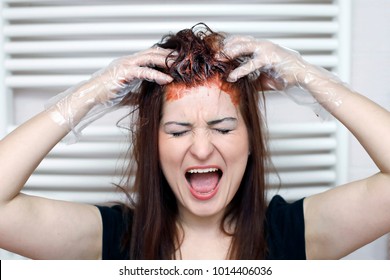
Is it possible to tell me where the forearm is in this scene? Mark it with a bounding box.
[303,67,390,174]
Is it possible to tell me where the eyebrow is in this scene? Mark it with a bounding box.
[163,121,192,128]
[163,117,237,127]
[207,117,237,126]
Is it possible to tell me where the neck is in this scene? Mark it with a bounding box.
[177,204,225,232]
[175,206,235,260]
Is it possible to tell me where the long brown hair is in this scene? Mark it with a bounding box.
[120,23,269,259]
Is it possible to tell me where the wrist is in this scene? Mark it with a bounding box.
[299,65,349,112]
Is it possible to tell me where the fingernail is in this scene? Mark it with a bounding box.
[157,76,173,85]
[227,76,236,83]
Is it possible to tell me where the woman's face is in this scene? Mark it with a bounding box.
[158,81,250,220]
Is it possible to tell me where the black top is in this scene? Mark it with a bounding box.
[96,195,306,260]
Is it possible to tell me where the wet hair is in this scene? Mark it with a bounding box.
[120,23,269,259]
[162,25,234,84]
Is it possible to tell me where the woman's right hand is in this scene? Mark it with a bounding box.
[91,47,174,103]
[46,47,173,141]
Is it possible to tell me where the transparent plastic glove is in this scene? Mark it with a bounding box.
[222,36,346,117]
[45,47,173,143]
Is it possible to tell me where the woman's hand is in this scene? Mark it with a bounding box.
[46,47,173,142]
[222,35,345,113]
[92,47,173,102]
[222,35,316,91]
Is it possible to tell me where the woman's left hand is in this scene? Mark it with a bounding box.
[222,35,314,91]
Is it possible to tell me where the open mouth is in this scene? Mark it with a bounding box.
[185,167,223,200]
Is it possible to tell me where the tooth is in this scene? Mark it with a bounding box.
[188,168,218,174]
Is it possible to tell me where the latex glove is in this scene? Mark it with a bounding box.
[46,47,173,142]
[222,36,345,114]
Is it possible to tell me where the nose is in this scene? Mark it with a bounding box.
[189,129,214,161]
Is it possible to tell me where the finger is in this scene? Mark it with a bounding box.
[223,36,258,59]
[227,67,249,82]
[123,47,173,67]
[227,57,266,82]
[135,67,173,85]
[129,52,170,68]
[137,47,172,57]
[223,42,259,60]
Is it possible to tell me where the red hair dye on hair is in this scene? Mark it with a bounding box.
[155,23,242,106]
[164,74,240,106]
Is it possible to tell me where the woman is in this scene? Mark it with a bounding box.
[0,24,389,260]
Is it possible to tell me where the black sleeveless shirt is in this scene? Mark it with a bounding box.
[96,195,306,260]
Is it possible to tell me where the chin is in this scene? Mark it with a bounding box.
[185,197,227,218]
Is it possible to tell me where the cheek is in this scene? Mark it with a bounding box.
[220,131,249,156]
[219,131,250,174]
[158,132,175,167]
[158,132,187,179]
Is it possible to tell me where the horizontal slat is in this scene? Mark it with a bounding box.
[79,126,129,139]
[3,38,339,55]
[269,138,337,153]
[4,21,339,37]
[5,58,113,71]
[4,55,337,72]
[48,142,127,157]
[25,174,122,189]
[2,4,338,19]
[271,154,336,169]
[268,170,336,186]
[306,56,337,68]
[35,158,126,175]
[268,122,337,136]
[22,189,125,204]
[5,75,89,87]
[4,39,157,54]
[8,124,129,140]
[266,186,331,202]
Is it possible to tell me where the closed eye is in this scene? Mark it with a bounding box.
[163,121,192,137]
[214,128,232,135]
[170,130,190,137]
[208,117,237,135]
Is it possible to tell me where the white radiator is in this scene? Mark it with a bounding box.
[0,0,351,259]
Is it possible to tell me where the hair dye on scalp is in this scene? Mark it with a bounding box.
[164,74,240,106]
